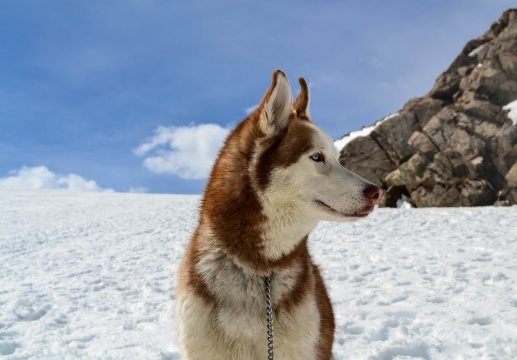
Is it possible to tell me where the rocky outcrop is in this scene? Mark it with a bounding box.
[338,9,517,207]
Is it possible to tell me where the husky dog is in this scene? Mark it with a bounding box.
[176,70,382,360]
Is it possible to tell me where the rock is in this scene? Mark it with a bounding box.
[371,112,419,164]
[383,185,410,208]
[429,72,462,101]
[338,9,517,207]
[506,163,517,188]
[404,97,446,127]
[490,122,517,176]
[459,91,502,124]
[420,108,456,151]
[474,67,517,106]
[385,169,403,187]
[494,189,512,207]
[408,131,439,159]
[412,184,462,208]
[399,153,428,189]
[339,136,394,187]
[508,189,517,204]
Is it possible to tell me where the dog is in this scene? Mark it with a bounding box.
[176,70,382,360]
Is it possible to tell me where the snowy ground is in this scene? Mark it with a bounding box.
[1,190,517,359]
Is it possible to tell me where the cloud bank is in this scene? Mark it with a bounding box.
[0,166,112,192]
[134,124,230,180]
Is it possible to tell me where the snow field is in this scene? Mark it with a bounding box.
[319,209,517,359]
[1,191,194,359]
[1,190,516,359]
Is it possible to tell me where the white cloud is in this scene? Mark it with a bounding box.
[134,124,230,180]
[0,166,113,192]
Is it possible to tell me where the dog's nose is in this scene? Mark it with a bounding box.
[363,185,383,205]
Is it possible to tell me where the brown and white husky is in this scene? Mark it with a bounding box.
[176,70,382,360]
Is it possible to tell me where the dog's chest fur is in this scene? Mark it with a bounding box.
[201,244,313,329]
[176,229,322,360]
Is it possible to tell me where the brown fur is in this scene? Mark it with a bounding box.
[293,77,311,119]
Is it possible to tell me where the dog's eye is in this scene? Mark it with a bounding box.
[310,153,324,162]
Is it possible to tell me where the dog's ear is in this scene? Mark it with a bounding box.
[293,77,310,120]
[259,69,293,137]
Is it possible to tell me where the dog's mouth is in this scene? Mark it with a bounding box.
[314,200,373,218]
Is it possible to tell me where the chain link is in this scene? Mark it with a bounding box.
[264,275,274,360]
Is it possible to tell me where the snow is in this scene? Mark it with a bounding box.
[334,113,398,152]
[468,44,486,58]
[503,99,517,125]
[1,189,517,359]
[396,194,413,209]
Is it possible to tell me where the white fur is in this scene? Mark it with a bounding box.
[257,123,374,259]
[176,223,321,360]
[176,288,320,360]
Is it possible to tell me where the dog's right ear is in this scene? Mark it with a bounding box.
[259,69,293,137]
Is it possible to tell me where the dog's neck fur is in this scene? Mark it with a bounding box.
[200,114,315,276]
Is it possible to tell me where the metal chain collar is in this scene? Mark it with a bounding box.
[264,274,274,360]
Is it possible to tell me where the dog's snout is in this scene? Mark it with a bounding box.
[363,185,383,205]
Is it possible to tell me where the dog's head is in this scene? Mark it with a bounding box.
[251,69,382,223]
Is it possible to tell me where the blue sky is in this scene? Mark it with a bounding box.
[0,1,512,194]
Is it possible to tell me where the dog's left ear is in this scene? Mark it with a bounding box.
[259,69,293,137]
[293,77,310,120]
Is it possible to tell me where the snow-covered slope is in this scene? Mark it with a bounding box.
[334,113,398,152]
[1,190,517,359]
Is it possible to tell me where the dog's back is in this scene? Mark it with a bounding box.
[176,70,382,360]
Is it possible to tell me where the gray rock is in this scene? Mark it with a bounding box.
[338,9,517,207]
[339,136,394,187]
[371,112,419,164]
[399,153,428,189]
[506,163,517,188]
